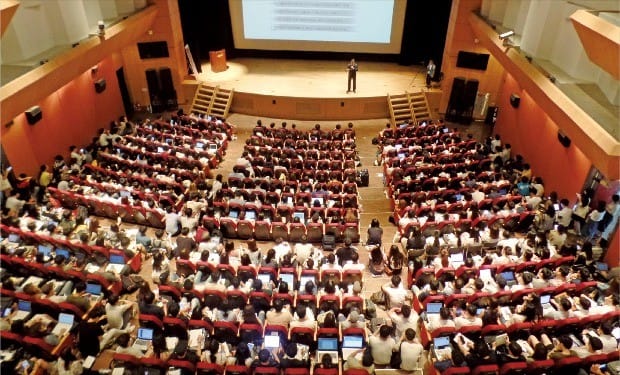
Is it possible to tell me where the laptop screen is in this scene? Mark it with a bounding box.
[426,302,443,314]
[86,283,102,295]
[209,143,218,151]
[279,273,295,288]
[264,334,280,348]
[596,262,609,271]
[195,142,204,149]
[55,248,70,259]
[18,300,31,312]
[137,328,154,340]
[455,194,464,201]
[450,253,464,263]
[229,210,239,219]
[110,254,125,264]
[38,245,52,257]
[58,313,74,325]
[342,335,364,348]
[299,275,315,288]
[257,274,271,285]
[157,147,165,153]
[540,295,551,304]
[479,268,492,280]
[311,197,324,206]
[500,271,515,281]
[318,338,338,351]
[434,336,450,349]
[8,234,20,243]
[293,212,305,223]
[245,210,256,221]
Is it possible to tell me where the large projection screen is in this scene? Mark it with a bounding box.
[229,0,407,54]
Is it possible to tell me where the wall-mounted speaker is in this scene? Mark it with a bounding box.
[510,94,520,108]
[558,131,571,148]
[94,78,106,93]
[25,106,42,125]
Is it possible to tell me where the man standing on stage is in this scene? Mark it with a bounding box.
[347,58,358,93]
[426,59,436,88]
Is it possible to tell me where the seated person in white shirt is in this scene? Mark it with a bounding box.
[426,306,456,332]
[572,335,604,358]
[454,304,483,329]
[115,333,152,358]
[590,321,619,353]
[543,296,571,320]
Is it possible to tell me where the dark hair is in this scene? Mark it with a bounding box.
[258,349,271,362]
[532,343,548,360]
[116,333,131,348]
[379,325,392,338]
[405,328,416,341]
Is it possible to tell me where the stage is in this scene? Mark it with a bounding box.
[183,58,441,121]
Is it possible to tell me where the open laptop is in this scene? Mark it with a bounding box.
[316,337,338,364]
[432,336,452,361]
[208,143,218,152]
[299,275,316,290]
[86,283,103,301]
[7,233,20,244]
[279,273,295,289]
[13,300,32,320]
[195,142,204,149]
[479,268,493,281]
[55,248,70,260]
[500,271,517,287]
[257,274,272,285]
[105,254,126,274]
[293,211,305,223]
[449,253,464,268]
[229,210,239,219]
[245,210,256,221]
[596,262,609,271]
[132,327,154,352]
[52,313,75,336]
[38,244,52,262]
[426,302,443,315]
[341,335,364,359]
[540,294,553,309]
[264,334,280,349]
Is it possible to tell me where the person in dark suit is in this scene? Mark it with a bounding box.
[347,59,358,93]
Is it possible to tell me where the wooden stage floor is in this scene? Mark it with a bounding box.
[197,58,429,98]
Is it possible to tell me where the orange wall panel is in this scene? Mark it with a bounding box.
[1,56,124,176]
[494,73,592,200]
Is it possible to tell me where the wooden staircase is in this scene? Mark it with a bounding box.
[387,91,433,126]
[190,83,234,119]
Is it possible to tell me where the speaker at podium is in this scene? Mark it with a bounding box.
[209,49,228,73]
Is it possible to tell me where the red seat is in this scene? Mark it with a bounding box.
[441,367,471,375]
[498,362,527,375]
[168,359,196,373]
[526,359,554,375]
[471,364,499,375]
[225,365,250,375]
[197,362,224,375]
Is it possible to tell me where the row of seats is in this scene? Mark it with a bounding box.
[47,187,166,229]
[94,155,202,186]
[156,116,234,138]
[125,135,223,164]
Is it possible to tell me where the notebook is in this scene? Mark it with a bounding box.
[105,254,126,273]
[316,337,338,364]
[264,334,280,349]
[51,313,74,336]
[13,300,31,321]
[341,335,364,359]
[132,328,154,352]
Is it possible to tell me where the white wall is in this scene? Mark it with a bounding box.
[1,1,55,63]
[57,0,90,44]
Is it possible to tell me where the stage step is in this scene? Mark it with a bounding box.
[190,83,234,119]
[410,92,432,123]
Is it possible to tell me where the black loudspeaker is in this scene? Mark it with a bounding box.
[159,68,178,110]
[510,94,520,108]
[94,78,106,93]
[25,106,42,125]
[145,69,164,113]
[445,77,466,122]
[558,132,571,148]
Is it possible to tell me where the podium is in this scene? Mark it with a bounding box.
[209,49,227,73]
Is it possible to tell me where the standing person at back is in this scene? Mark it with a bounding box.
[426,59,436,87]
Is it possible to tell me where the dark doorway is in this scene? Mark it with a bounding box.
[116,67,134,117]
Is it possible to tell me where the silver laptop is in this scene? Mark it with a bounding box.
[13,300,32,321]
[257,274,272,285]
[299,275,316,290]
[540,294,553,309]
[316,337,338,364]
[52,313,74,336]
[432,336,452,361]
[86,282,103,302]
[479,268,493,281]
[449,253,464,268]
[341,335,364,359]
[264,334,280,349]
[105,254,126,274]
[132,327,154,352]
